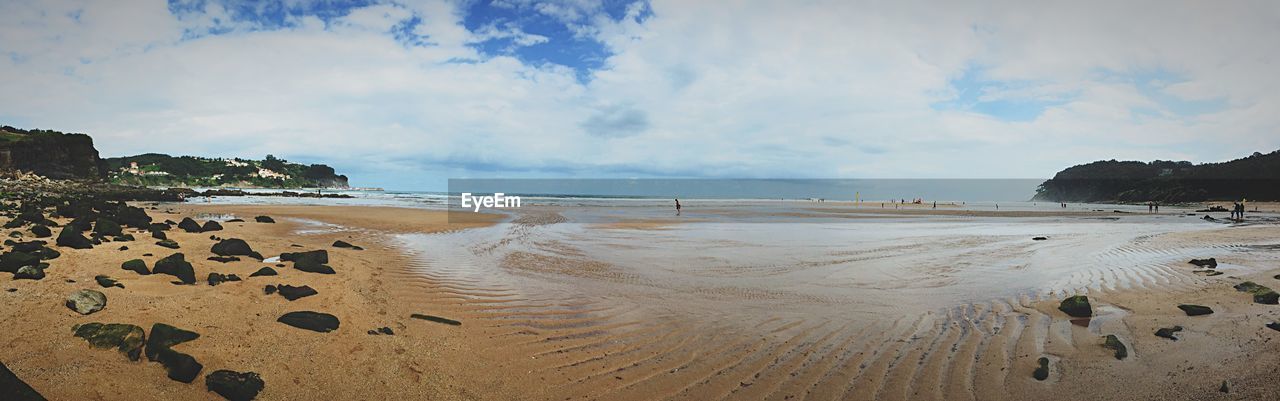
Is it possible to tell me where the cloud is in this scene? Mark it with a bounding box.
[1,0,1278,189]
[580,104,649,138]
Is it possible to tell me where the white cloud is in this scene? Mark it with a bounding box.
[1,0,1278,189]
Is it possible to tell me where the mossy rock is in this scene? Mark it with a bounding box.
[72,323,145,361]
[156,239,180,249]
[29,225,51,238]
[1058,295,1092,318]
[1102,335,1127,360]
[1178,304,1213,316]
[1033,357,1049,381]
[92,218,123,237]
[1234,281,1279,305]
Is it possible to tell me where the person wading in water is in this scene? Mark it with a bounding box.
[675,199,682,216]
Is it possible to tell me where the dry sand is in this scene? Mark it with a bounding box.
[3,204,1279,400]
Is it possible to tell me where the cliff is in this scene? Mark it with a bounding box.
[0,126,106,180]
[1034,150,1280,202]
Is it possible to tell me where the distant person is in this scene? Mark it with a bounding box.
[1148,203,1153,213]
[1154,203,1159,213]
[932,201,936,209]
[675,198,682,216]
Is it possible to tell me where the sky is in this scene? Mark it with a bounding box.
[1,0,1278,190]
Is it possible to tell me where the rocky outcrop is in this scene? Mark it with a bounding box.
[211,239,263,260]
[145,323,203,383]
[0,126,105,180]
[0,361,46,401]
[72,323,146,361]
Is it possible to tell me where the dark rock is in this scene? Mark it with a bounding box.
[118,246,128,251]
[151,229,167,240]
[1031,236,1048,241]
[254,215,275,223]
[1178,304,1214,316]
[1033,357,1049,381]
[1102,334,1127,360]
[93,218,122,237]
[1154,326,1183,341]
[0,361,46,401]
[276,285,317,301]
[149,223,171,232]
[411,313,462,326]
[211,238,263,260]
[277,311,340,332]
[332,240,359,248]
[264,285,277,295]
[177,217,202,232]
[30,225,51,238]
[1058,295,1092,318]
[208,256,241,263]
[201,221,223,232]
[72,322,146,361]
[1267,322,1280,332]
[225,218,245,223]
[1220,380,1229,393]
[205,370,264,401]
[56,226,93,249]
[66,289,107,315]
[283,250,333,274]
[156,239,180,249]
[94,275,124,288]
[249,267,277,277]
[153,253,196,284]
[14,265,45,280]
[1193,269,1222,276]
[1188,258,1217,268]
[209,235,218,241]
[378,327,393,335]
[144,323,202,383]
[0,251,39,273]
[207,273,241,286]
[122,259,150,275]
[1233,281,1279,305]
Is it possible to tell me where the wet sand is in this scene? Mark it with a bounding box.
[3,203,1279,400]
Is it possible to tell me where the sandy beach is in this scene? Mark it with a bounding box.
[3,202,1279,400]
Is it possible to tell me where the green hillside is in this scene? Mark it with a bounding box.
[104,153,349,188]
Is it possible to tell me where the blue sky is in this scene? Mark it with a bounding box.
[1,0,1277,190]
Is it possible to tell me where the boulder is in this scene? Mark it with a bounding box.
[264,285,277,295]
[1033,357,1049,381]
[1058,295,1092,318]
[14,265,45,280]
[277,311,340,333]
[1154,326,1183,341]
[1102,334,1127,360]
[211,239,264,260]
[283,250,333,274]
[248,267,277,277]
[410,313,462,326]
[1178,304,1214,316]
[72,322,146,361]
[207,273,241,286]
[148,223,171,232]
[121,259,150,275]
[29,225,51,238]
[206,370,265,401]
[254,215,275,223]
[1233,281,1279,305]
[177,217,202,233]
[0,361,46,401]
[153,253,196,284]
[332,240,359,249]
[151,229,167,240]
[1267,322,1280,332]
[94,275,124,288]
[56,227,93,249]
[93,218,123,237]
[1188,258,1217,268]
[156,239,180,249]
[1031,236,1048,241]
[66,289,107,315]
[208,256,240,263]
[201,221,223,232]
[276,285,317,301]
[145,323,203,383]
[0,251,39,273]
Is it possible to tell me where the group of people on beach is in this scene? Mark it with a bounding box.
[1147,202,1160,213]
[1231,201,1246,220]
